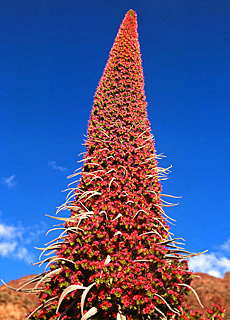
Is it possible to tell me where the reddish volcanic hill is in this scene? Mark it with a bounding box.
[0,272,229,320]
[184,272,230,319]
[0,275,38,320]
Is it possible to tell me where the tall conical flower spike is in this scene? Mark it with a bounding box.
[4,9,221,320]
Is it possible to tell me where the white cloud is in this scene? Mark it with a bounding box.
[0,241,34,263]
[0,224,17,239]
[48,161,68,172]
[0,241,17,257]
[189,252,230,278]
[0,220,46,264]
[15,247,34,264]
[208,269,222,278]
[2,175,17,189]
[220,238,230,252]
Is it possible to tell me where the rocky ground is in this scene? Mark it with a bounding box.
[0,272,229,320]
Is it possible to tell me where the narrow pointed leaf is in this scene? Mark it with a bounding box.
[56,284,87,313]
[81,307,98,320]
[81,282,96,316]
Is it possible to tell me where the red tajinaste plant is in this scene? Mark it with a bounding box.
[4,9,225,320]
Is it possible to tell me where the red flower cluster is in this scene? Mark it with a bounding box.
[179,304,225,320]
[23,9,225,320]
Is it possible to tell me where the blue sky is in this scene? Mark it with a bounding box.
[0,0,230,283]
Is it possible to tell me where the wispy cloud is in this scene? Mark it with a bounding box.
[220,238,230,252]
[189,239,230,278]
[0,223,21,239]
[0,241,17,257]
[48,161,68,172]
[0,241,33,263]
[0,219,47,264]
[15,247,34,264]
[189,253,230,278]
[2,175,17,189]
